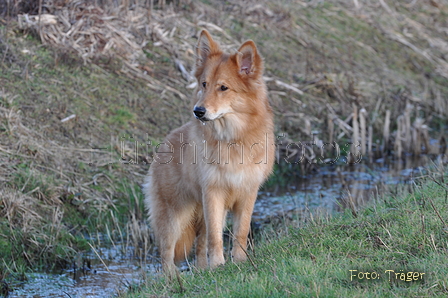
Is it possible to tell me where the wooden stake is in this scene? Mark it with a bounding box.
[359,108,367,156]
[412,118,425,155]
[404,103,413,152]
[383,109,390,152]
[328,115,334,145]
[394,115,403,159]
[351,103,359,162]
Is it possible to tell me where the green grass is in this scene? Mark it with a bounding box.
[126,172,448,297]
[107,106,136,127]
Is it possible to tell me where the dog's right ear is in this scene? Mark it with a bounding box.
[196,30,221,68]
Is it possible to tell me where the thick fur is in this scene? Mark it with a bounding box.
[143,30,275,274]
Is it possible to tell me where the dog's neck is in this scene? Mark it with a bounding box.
[199,107,273,145]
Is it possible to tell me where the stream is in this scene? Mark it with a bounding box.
[7,154,446,298]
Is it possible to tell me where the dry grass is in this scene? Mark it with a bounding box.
[0,188,42,229]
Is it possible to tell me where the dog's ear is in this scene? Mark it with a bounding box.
[196,30,221,68]
[236,40,262,78]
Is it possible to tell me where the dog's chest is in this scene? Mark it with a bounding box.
[202,161,266,190]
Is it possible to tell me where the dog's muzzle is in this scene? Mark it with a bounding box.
[193,106,207,121]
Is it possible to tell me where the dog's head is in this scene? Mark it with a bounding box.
[192,30,264,122]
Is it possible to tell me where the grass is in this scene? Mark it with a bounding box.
[124,169,448,297]
[0,27,156,276]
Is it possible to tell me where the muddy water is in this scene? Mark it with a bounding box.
[9,247,155,298]
[8,155,446,298]
[253,155,440,224]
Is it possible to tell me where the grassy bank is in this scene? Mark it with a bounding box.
[125,168,448,297]
[0,25,154,276]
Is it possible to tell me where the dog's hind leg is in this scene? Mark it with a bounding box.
[174,223,195,264]
[158,234,177,276]
[153,202,196,276]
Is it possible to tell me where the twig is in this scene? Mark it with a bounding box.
[403,0,418,8]
[0,146,34,159]
[275,80,304,95]
[175,59,194,82]
[196,21,234,41]
[374,236,392,251]
[228,230,257,270]
[427,174,448,191]
[430,234,437,251]
[61,114,76,123]
[427,197,447,228]
[88,242,111,274]
[175,270,186,292]
[378,0,393,14]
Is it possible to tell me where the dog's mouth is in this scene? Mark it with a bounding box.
[198,113,224,122]
[194,114,211,122]
[196,117,209,124]
[193,106,225,122]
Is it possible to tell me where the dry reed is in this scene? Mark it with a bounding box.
[359,108,367,156]
[351,103,359,161]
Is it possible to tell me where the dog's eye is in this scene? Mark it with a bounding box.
[202,82,207,88]
[220,85,228,91]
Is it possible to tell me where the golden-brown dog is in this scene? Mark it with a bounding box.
[143,30,274,274]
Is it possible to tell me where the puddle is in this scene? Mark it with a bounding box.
[8,247,155,298]
[6,154,446,297]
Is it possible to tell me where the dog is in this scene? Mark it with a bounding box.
[143,29,275,274]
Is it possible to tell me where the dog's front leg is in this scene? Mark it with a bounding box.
[203,188,226,268]
[231,189,257,263]
[195,217,208,269]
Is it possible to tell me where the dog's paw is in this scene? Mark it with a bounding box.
[209,254,225,269]
[231,248,247,263]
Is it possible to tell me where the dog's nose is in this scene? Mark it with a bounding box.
[193,106,206,119]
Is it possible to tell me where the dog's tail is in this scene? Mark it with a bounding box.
[174,224,196,263]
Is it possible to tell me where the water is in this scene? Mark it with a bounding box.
[6,154,446,298]
[8,247,154,298]
[10,270,131,298]
[254,155,439,223]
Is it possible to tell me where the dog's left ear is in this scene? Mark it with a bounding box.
[236,40,262,78]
